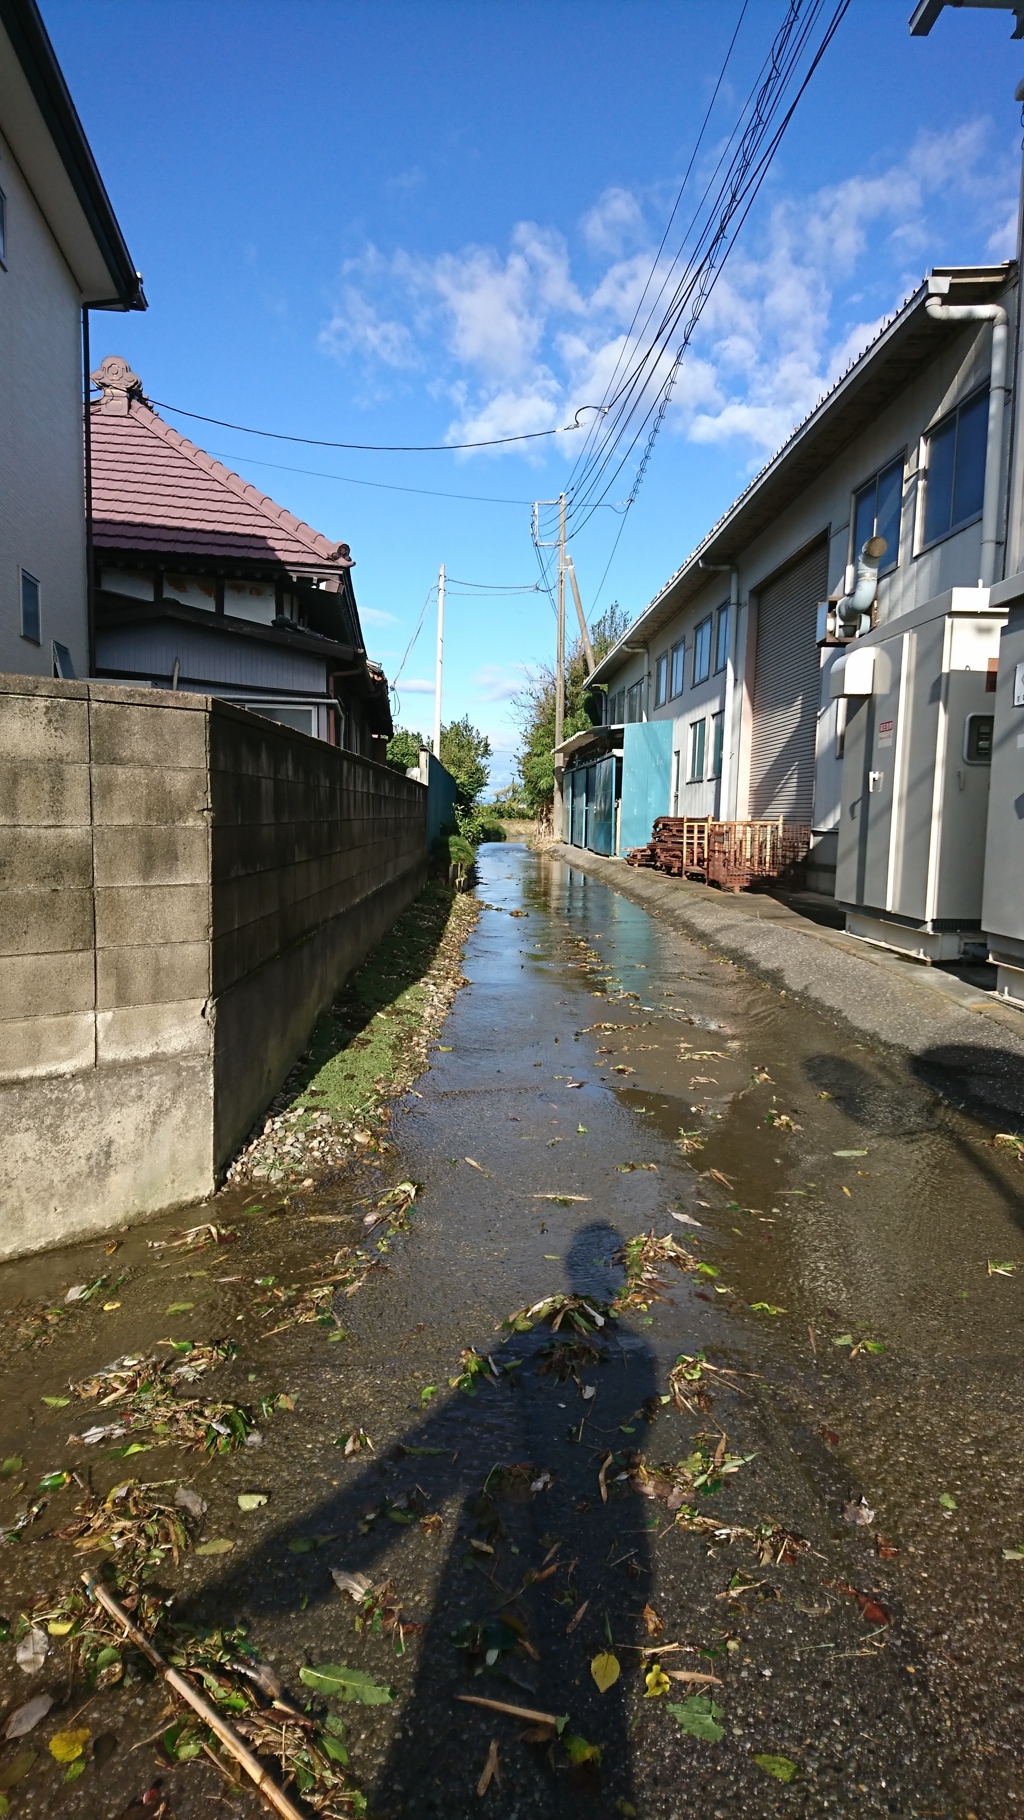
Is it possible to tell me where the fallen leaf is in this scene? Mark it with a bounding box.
[566,1601,589,1634]
[237,1492,268,1511]
[476,1739,499,1796]
[41,1396,70,1409]
[49,1729,91,1764]
[0,1750,36,1790]
[331,1569,372,1601]
[4,1694,52,1740]
[299,1664,393,1704]
[563,1733,602,1766]
[754,1753,798,1782]
[464,1158,484,1171]
[195,1538,235,1556]
[939,1492,957,1511]
[15,1627,47,1674]
[670,1210,702,1227]
[875,1535,899,1560]
[165,1303,193,1315]
[644,1664,671,1698]
[667,1696,724,1741]
[590,1651,620,1693]
[175,1486,207,1519]
[641,1602,663,1638]
[1,1457,23,1476]
[855,1593,890,1625]
[842,1497,875,1527]
[833,1150,868,1158]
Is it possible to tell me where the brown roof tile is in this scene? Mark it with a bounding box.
[89,387,349,569]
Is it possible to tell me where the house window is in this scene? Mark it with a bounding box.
[654,652,668,708]
[0,188,7,266]
[670,638,686,698]
[709,709,724,778]
[692,616,712,686]
[609,687,625,725]
[853,455,904,575]
[922,389,988,548]
[688,717,706,781]
[714,604,730,673]
[625,679,644,723]
[19,570,40,643]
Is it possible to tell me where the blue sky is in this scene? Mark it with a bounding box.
[47,0,1022,787]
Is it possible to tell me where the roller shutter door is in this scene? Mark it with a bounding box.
[749,541,827,823]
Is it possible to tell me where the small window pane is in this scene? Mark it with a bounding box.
[670,639,685,697]
[0,188,7,265]
[709,709,724,778]
[20,571,40,643]
[924,415,957,545]
[853,479,876,558]
[952,390,988,529]
[693,617,711,686]
[654,652,668,708]
[688,718,706,781]
[714,605,729,673]
[874,459,903,573]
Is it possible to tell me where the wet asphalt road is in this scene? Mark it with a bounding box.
[1,841,1023,1819]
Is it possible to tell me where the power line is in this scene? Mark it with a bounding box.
[390,582,436,687]
[204,449,536,507]
[148,395,606,454]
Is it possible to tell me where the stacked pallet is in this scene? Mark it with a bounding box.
[625,816,811,892]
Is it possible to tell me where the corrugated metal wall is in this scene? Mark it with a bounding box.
[96,623,326,692]
[749,541,827,822]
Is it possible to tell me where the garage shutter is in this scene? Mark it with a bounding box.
[749,541,827,823]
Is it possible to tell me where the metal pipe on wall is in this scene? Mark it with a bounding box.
[925,278,1009,587]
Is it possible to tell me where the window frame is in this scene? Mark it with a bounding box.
[919,387,989,553]
[687,716,706,782]
[19,568,40,644]
[714,604,730,674]
[654,651,669,709]
[850,451,905,577]
[0,187,7,268]
[708,708,724,779]
[692,616,712,687]
[669,637,686,699]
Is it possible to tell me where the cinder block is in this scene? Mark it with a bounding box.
[92,765,210,826]
[0,694,89,764]
[89,699,209,770]
[0,887,95,957]
[0,760,92,827]
[93,824,210,888]
[0,673,89,702]
[0,827,93,890]
[96,999,211,1063]
[95,883,211,949]
[97,941,210,1008]
[0,1012,95,1081]
[2,950,94,1018]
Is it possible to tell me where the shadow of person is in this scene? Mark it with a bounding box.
[187,1221,658,1818]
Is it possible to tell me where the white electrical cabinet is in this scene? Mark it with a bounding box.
[834,587,1005,960]
[981,590,1024,1005]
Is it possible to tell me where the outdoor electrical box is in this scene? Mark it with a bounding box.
[981,593,1024,1006]
[834,587,1005,961]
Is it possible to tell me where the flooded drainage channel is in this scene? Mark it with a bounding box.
[0,842,1021,1818]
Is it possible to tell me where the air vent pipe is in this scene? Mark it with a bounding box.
[833,535,888,637]
[925,275,1008,587]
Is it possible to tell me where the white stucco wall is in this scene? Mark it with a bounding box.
[0,126,88,680]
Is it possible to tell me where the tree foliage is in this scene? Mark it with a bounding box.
[439,715,492,812]
[513,602,631,819]
[386,727,424,773]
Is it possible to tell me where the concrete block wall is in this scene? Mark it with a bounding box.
[0,676,427,1259]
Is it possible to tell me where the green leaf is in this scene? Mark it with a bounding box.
[833,1149,868,1157]
[163,1720,204,1762]
[667,1696,725,1742]
[0,1751,36,1791]
[321,1734,349,1764]
[939,1492,957,1511]
[1002,1545,1024,1560]
[195,1538,235,1556]
[563,1733,602,1766]
[754,1753,798,1782]
[36,1471,71,1492]
[41,1396,70,1408]
[237,1492,268,1511]
[862,1340,886,1353]
[299,1664,393,1704]
[1,1457,23,1476]
[166,1303,194,1315]
[63,1759,87,1784]
[831,1334,854,1348]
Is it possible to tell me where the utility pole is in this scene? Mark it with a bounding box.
[566,555,596,674]
[554,494,566,839]
[433,562,445,758]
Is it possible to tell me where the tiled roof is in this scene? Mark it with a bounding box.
[89,388,349,569]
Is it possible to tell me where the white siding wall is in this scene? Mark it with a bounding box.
[0,126,87,679]
[609,311,1007,846]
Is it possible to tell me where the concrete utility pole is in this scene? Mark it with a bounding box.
[910,0,1024,573]
[433,562,445,758]
[554,494,566,838]
[566,555,596,674]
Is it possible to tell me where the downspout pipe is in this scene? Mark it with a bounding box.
[699,560,739,817]
[925,276,1009,587]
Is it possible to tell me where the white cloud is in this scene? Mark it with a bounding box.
[321,119,1018,469]
[399,678,436,693]
[358,607,399,627]
[472,663,527,703]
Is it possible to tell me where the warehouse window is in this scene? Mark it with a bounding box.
[853,453,904,575]
[693,616,712,686]
[714,604,730,673]
[654,652,668,708]
[709,709,724,778]
[19,570,40,643]
[625,678,644,723]
[922,389,988,547]
[670,638,686,698]
[688,717,706,781]
[609,687,625,724]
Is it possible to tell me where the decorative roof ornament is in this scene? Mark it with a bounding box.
[91,355,144,416]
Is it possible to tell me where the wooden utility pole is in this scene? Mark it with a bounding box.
[433,562,445,757]
[566,555,596,674]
